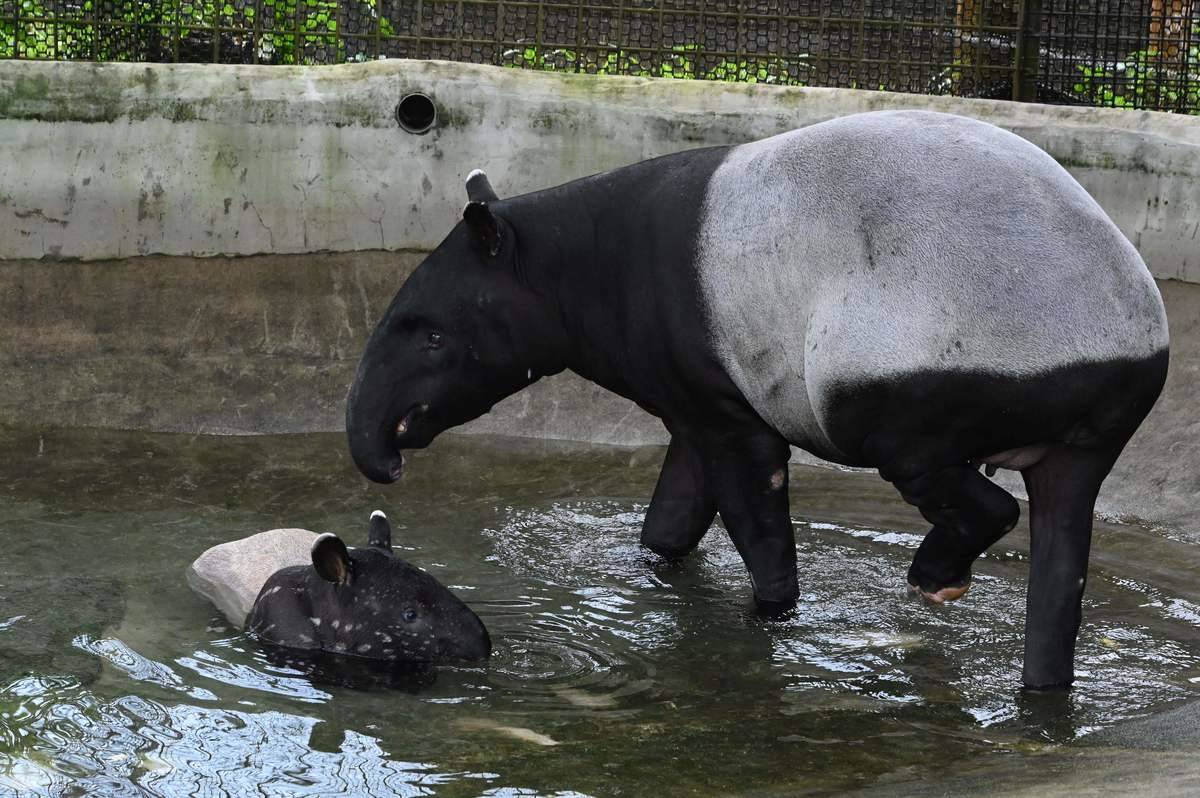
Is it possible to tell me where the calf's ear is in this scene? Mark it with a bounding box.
[367,509,392,552]
[465,169,499,203]
[463,201,502,257]
[312,533,352,584]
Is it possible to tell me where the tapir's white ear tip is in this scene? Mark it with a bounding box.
[370,509,387,521]
[465,169,499,203]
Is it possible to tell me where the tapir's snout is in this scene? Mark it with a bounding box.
[345,380,407,484]
[438,603,492,662]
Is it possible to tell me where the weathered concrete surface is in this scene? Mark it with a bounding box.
[186,527,317,627]
[1089,698,1200,751]
[0,250,666,442]
[1,60,1198,282]
[842,694,1200,797]
[844,747,1200,797]
[0,251,413,434]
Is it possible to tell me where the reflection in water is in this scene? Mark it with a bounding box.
[73,636,218,702]
[0,677,473,797]
[249,645,441,694]
[176,648,333,702]
[0,429,1199,796]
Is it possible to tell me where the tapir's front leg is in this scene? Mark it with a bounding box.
[641,434,718,559]
[705,430,798,613]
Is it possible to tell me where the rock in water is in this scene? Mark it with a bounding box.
[186,528,316,627]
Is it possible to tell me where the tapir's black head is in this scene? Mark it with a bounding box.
[293,511,491,663]
[346,171,566,483]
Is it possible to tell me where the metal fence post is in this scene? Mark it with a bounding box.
[1012,0,1041,101]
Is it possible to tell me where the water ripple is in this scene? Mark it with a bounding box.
[176,648,331,703]
[72,635,218,702]
[0,679,506,797]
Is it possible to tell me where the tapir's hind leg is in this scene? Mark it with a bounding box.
[889,464,1021,603]
[707,431,799,612]
[1020,443,1122,689]
[641,434,718,559]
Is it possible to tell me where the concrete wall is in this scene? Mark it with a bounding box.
[2,60,1198,279]
[2,60,1199,533]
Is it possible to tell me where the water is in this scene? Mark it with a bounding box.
[1,427,1200,796]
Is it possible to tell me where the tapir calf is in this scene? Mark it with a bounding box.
[246,512,491,663]
[345,111,1168,689]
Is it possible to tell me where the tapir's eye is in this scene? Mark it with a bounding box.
[426,331,443,349]
[402,608,418,622]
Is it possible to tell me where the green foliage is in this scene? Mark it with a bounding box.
[0,2,1195,112]
[1073,40,1200,114]
[501,44,810,86]
[0,0,375,63]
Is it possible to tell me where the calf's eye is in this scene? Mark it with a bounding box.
[403,608,418,622]
[427,331,443,349]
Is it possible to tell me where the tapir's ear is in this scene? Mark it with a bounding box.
[312,533,352,584]
[463,201,502,257]
[465,169,499,203]
[367,509,392,552]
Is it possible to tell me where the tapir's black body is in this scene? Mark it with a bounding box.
[346,111,1168,689]
[246,513,491,664]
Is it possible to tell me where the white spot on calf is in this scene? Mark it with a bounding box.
[310,617,322,627]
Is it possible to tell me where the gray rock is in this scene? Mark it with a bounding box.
[186,528,316,628]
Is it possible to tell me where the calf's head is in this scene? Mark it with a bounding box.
[248,511,491,663]
[346,172,565,483]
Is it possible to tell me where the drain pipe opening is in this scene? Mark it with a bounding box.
[396,93,437,134]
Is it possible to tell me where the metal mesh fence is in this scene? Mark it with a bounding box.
[1,1,1196,113]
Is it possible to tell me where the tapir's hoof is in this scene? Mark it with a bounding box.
[642,542,695,562]
[753,594,799,618]
[908,578,971,604]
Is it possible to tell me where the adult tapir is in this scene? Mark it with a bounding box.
[346,110,1168,689]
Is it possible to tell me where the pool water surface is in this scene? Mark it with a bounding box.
[1,428,1199,797]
